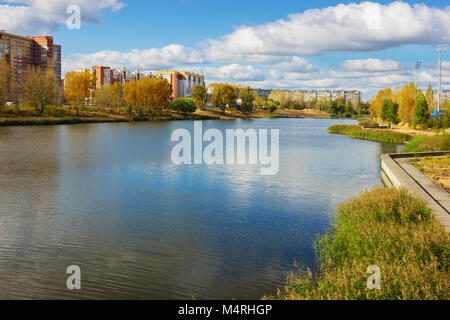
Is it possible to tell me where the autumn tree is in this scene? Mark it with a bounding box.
[146,78,172,116]
[414,93,429,126]
[23,67,60,114]
[370,88,394,119]
[254,95,267,109]
[64,70,96,117]
[123,80,139,116]
[109,82,123,108]
[191,85,208,108]
[123,78,172,117]
[425,83,435,113]
[211,83,238,114]
[0,58,9,107]
[395,82,417,124]
[239,86,256,113]
[95,85,111,108]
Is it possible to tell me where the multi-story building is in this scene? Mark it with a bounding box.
[252,88,272,99]
[156,70,205,100]
[317,90,332,101]
[91,66,112,89]
[345,90,362,106]
[88,66,152,90]
[0,31,61,95]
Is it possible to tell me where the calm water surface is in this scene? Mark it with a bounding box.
[0,119,403,299]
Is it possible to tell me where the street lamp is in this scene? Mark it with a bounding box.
[415,62,422,88]
[437,44,447,112]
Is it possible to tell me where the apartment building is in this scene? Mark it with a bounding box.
[252,88,272,99]
[87,66,152,90]
[0,31,61,95]
[156,71,205,100]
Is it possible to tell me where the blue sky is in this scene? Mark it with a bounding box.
[1,0,450,98]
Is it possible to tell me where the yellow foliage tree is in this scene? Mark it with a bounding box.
[425,83,435,113]
[0,58,9,106]
[23,67,60,114]
[64,70,96,117]
[394,82,417,125]
[370,88,394,119]
[123,78,172,117]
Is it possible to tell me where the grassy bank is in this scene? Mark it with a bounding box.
[0,106,330,127]
[269,187,450,300]
[328,125,411,144]
[404,135,450,153]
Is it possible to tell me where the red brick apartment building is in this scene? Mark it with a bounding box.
[0,31,62,95]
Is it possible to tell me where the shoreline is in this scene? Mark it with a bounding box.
[0,108,331,127]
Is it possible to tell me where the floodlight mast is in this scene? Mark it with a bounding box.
[437,44,447,112]
[415,62,422,88]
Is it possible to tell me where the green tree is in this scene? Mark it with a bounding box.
[95,85,111,108]
[267,99,279,113]
[169,97,197,113]
[381,99,399,127]
[414,93,429,125]
[254,96,267,109]
[191,85,208,108]
[24,67,60,115]
[239,86,256,113]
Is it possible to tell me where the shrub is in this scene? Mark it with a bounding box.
[169,98,197,114]
[269,187,450,300]
[404,135,450,153]
[44,105,62,117]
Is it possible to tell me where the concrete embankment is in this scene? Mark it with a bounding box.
[381,151,450,231]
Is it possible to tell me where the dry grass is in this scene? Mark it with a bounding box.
[410,156,450,193]
[267,187,450,300]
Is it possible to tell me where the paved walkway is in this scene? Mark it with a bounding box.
[381,151,450,231]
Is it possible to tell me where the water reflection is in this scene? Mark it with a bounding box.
[0,119,402,299]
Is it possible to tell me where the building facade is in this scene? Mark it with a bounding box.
[0,31,61,95]
[156,71,205,100]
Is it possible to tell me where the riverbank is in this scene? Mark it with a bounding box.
[268,187,450,300]
[328,124,411,144]
[0,107,330,126]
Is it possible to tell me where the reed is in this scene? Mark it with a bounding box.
[328,125,411,144]
[268,187,450,300]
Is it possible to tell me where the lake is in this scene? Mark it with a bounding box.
[0,118,403,299]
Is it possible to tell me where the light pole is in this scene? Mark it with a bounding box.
[415,62,422,88]
[437,44,447,113]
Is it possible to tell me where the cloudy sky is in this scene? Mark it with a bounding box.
[1,0,449,98]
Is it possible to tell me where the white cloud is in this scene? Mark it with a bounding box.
[272,57,319,73]
[191,64,265,82]
[331,58,405,73]
[0,0,124,35]
[203,1,450,62]
[63,45,204,73]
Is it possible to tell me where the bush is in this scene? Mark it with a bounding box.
[270,187,450,300]
[44,105,62,117]
[405,135,450,153]
[358,118,380,128]
[169,98,197,114]
[267,105,278,113]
